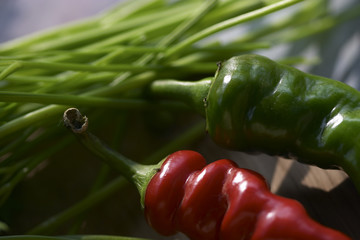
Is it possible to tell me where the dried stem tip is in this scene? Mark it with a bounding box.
[63,108,88,133]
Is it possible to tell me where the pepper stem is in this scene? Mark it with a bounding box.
[63,108,161,205]
[148,77,212,116]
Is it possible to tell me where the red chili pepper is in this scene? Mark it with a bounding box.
[144,150,351,240]
[63,111,350,240]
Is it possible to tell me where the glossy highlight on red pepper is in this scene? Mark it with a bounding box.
[144,150,350,240]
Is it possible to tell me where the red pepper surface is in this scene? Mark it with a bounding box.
[144,150,350,240]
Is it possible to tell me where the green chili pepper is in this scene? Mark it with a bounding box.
[149,54,360,192]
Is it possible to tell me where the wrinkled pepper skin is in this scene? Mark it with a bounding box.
[144,150,350,240]
[206,54,360,190]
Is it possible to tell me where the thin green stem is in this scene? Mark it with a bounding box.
[30,47,128,94]
[0,46,165,61]
[0,71,155,139]
[5,75,63,83]
[148,78,212,116]
[229,0,322,45]
[0,17,98,53]
[156,0,218,50]
[82,9,190,50]
[70,114,127,234]
[102,0,219,94]
[100,0,162,26]
[0,0,312,141]
[0,62,23,81]
[272,4,360,44]
[62,108,156,186]
[0,61,159,74]
[0,4,183,131]
[27,120,205,235]
[0,91,189,111]
[193,42,271,53]
[28,175,128,235]
[82,0,214,90]
[0,105,67,139]
[279,17,336,43]
[0,102,20,120]
[192,0,266,28]
[28,5,185,52]
[166,0,304,57]
[80,0,211,90]
[0,0,159,53]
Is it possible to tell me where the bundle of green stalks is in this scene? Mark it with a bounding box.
[0,0,359,239]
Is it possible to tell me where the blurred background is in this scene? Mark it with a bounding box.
[1,0,360,239]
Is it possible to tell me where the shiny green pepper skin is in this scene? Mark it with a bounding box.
[148,54,360,191]
[206,54,360,190]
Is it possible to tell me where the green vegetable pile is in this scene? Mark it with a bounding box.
[0,0,359,239]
